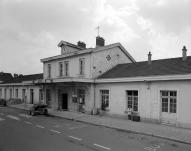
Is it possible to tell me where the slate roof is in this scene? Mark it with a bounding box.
[0,72,13,82]
[2,73,43,84]
[98,56,191,79]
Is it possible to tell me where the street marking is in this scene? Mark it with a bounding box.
[50,129,61,134]
[68,136,82,141]
[7,115,20,121]
[93,143,111,150]
[24,121,32,125]
[69,125,87,130]
[18,113,31,118]
[0,117,5,121]
[0,113,5,116]
[144,144,161,151]
[36,124,45,129]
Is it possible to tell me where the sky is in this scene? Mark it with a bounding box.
[0,0,191,74]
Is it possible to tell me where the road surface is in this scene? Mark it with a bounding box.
[0,107,191,151]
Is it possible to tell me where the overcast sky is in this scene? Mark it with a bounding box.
[0,0,191,74]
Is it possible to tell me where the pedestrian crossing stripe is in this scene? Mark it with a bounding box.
[7,115,20,121]
[0,117,5,121]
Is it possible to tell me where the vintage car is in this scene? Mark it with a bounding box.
[0,99,7,106]
[28,104,48,116]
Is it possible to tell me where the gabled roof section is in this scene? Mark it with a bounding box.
[41,42,136,63]
[0,72,13,82]
[98,56,191,79]
[2,73,43,84]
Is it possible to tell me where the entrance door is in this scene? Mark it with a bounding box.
[30,89,34,104]
[62,93,68,110]
[160,90,177,124]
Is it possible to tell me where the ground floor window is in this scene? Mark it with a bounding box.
[10,88,12,99]
[39,89,43,102]
[161,90,177,113]
[100,90,109,111]
[30,89,34,104]
[126,90,138,112]
[15,89,19,98]
[46,89,51,107]
[4,88,7,99]
[22,89,26,101]
[0,89,2,98]
[77,89,85,104]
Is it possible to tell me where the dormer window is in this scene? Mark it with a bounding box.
[48,64,51,78]
[79,58,85,75]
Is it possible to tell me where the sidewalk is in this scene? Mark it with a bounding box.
[9,103,191,145]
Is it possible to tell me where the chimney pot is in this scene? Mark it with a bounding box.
[96,36,105,47]
[182,45,187,61]
[148,51,152,64]
[77,41,86,49]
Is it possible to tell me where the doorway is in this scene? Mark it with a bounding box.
[62,93,68,110]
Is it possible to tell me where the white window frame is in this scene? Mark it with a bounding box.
[161,90,177,113]
[59,62,63,77]
[126,90,138,112]
[15,89,19,98]
[48,64,51,78]
[64,61,69,76]
[100,90,109,111]
[79,58,85,75]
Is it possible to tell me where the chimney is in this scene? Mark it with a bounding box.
[182,46,187,61]
[77,41,86,49]
[148,51,152,64]
[96,36,105,47]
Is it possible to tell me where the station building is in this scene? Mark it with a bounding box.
[0,37,191,129]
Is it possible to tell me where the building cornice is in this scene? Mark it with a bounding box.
[95,74,191,83]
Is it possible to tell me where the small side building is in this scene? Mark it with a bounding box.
[96,46,191,129]
[0,73,43,104]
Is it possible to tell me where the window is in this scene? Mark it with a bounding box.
[78,89,85,104]
[161,91,177,113]
[126,90,138,112]
[48,64,51,78]
[10,88,12,98]
[46,89,51,107]
[39,89,43,101]
[59,62,63,77]
[4,88,7,99]
[30,89,34,104]
[0,89,2,98]
[64,61,69,76]
[15,89,18,98]
[22,89,26,101]
[100,90,109,110]
[79,58,85,75]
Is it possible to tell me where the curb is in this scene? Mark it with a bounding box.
[7,106,191,145]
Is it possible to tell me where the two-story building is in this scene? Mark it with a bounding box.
[40,36,135,114]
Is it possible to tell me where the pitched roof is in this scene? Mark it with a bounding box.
[0,72,13,82]
[2,73,43,84]
[41,43,135,63]
[98,56,191,79]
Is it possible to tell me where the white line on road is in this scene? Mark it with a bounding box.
[18,113,31,118]
[68,136,82,141]
[0,113,5,116]
[93,143,111,150]
[69,125,87,130]
[50,129,61,134]
[7,115,20,121]
[36,124,45,129]
[0,117,5,121]
[24,121,32,125]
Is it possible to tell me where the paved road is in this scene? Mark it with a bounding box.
[0,107,191,151]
